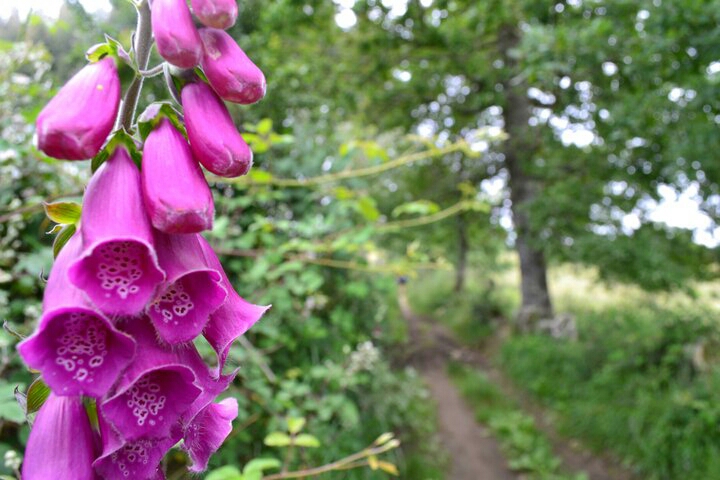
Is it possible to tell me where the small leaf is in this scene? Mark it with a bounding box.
[53,224,77,258]
[357,196,380,221]
[373,432,394,446]
[205,465,242,480]
[287,416,305,434]
[293,433,320,448]
[91,147,110,173]
[85,42,110,62]
[248,169,274,184]
[43,201,81,225]
[104,35,132,66]
[368,454,379,470]
[84,398,99,430]
[256,118,273,135]
[25,378,50,414]
[378,461,399,476]
[264,431,292,447]
[242,457,281,474]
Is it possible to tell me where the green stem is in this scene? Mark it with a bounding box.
[117,0,153,131]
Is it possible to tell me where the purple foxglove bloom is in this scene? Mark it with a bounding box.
[94,413,178,480]
[152,0,203,68]
[18,234,136,398]
[191,0,238,29]
[200,28,266,105]
[69,147,165,316]
[141,118,215,234]
[101,319,200,441]
[36,57,120,160]
[182,81,253,178]
[147,232,227,344]
[22,394,97,480]
[182,398,238,472]
[198,236,269,368]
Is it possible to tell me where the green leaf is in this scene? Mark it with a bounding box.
[25,378,50,414]
[248,169,274,184]
[205,465,242,480]
[287,416,305,434]
[373,432,394,446]
[85,42,110,62]
[391,200,439,218]
[264,431,292,447]
[243,457,281,475]
[43,201,81,225]
[357,196,380,221]
[257,118,273,135]
[52,224,77,258]
[137,102,185,141]
[0,382,25,424]
[293,433,320,448]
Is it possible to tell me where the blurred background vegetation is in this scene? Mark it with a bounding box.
[1,0,720,479]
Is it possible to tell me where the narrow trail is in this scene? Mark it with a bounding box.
[397,285,635,480]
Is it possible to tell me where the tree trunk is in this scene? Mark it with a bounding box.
[499,25,553,330]
[454,212,468,292]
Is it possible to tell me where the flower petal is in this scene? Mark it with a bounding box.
[22,394,97,480]
[36,57,120,160]
[182,398,238,472]
[18,234,136,398]
[152,0,202,68]
[197,236,269,369]
[147,232,226,344]
[69,147,165,316]
[191,0,238,29]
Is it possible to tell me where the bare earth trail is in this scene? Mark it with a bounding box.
[397,286,635,480]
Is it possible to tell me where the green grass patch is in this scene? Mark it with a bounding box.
[499,303,720,480]
[448,362,586,480]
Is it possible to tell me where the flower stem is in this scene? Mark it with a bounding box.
[117,0,153,131]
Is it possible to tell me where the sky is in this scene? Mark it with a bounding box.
[0,0,111,20]
[2,0,718,247]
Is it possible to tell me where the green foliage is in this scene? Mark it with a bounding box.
[448,363,585,480]
[500,302,720,479]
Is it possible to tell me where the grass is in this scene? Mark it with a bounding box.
[448,362,587,480]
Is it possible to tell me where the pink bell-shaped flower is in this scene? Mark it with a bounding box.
[141,118,215,234]
[152,0,203,68]
[182,81,253,178]
[147,232,227,344]
[18,234,136,398]
[198,236,269,369]
[36,56,120,160]
[200,28,266,105]
[22,394,98,480]
[182,398,238,472]
[68,147,165,316]
[191,0,238,29]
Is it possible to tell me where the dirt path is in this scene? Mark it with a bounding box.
[398,284,635,480]
[422,366,516,480]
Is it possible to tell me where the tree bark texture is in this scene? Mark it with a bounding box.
[498,24,554,328]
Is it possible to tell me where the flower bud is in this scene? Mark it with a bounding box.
[142,118,215,233]
[200,28,266,104]
[68,147,165,315]
[18,234,136,398]
[191,0,238,29]
[147,232,227,344]
[182,81,253,177]
[36,57,120,160]
[22,394,97,480]
[152,0,203,68]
